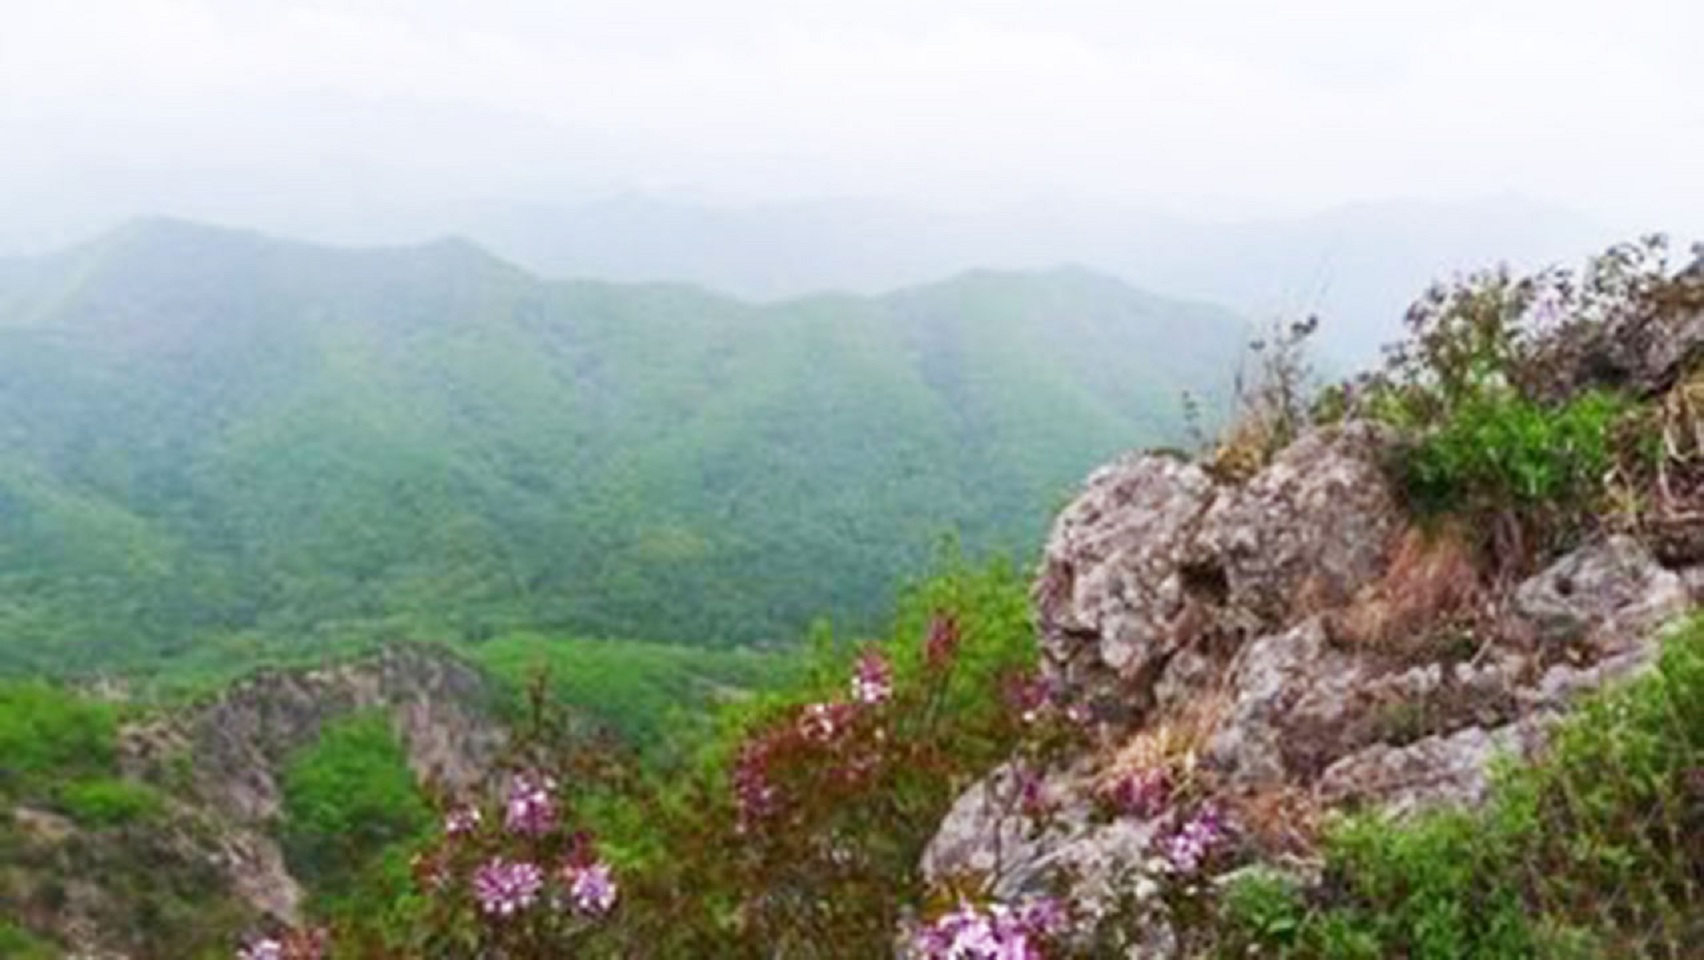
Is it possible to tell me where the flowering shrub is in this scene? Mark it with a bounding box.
[398,762,621,957]
[610,557,1042,956]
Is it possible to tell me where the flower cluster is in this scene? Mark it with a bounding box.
[1159,806,1225,875]
[1001,671,1051,725]
[851,650,893,705]
[911,898,1068,959]
[799,700,858,742]
[733,739,781,831]
[565,862,619,915]
[445,804,483,836]
[733,651,896,828]
[473,856,546,917]
[504,771,558,836]
[1100,767,1170,819]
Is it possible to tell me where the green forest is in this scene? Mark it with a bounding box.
[0,218,1245,681]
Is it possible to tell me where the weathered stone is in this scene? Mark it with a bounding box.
[1206,619,1361,786]
[1511,534,1689,656]
[1194,422,1404,627]
[1315,724,1534,817]
[1033,453,1220,713]
[922,417,1701,958]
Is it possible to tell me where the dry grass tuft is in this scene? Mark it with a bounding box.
[1334,524,1484,655]
[1097,690,1230,794]
[1227,784,1327,856]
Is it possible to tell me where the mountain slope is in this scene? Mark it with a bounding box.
[0,219,1247,674]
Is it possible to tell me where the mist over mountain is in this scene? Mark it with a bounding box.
[418,192,1610,366]
[0,192,1614,369]
[0,218,1246,676]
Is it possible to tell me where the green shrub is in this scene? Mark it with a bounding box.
[0,680,118,795]
[1398,388,1632,558]
[280,712,433,906]
[56,777,164,827]
[0,920,59,959]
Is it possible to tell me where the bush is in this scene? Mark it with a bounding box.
[0,920,59,960]
[0,680,119,796]
[56,777,164,827]
[1398,388,1632,560]
[279,712,433,908]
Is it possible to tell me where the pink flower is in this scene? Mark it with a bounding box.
[1103,768,1170,818]
[1159,806,1224,874]
[912,897,1064,959]
[851,651,893,705]
[733,741,778,829]
[472,857,545,918]
[504,772,557,836]
[564,861,619,915]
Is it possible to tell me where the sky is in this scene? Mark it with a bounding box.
[2,0,1702,251]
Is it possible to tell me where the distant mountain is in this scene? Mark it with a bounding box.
[429,193,1610,364]
[0,219,1247,674]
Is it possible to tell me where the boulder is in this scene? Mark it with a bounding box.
[1194,422,1404,627]
[1033,453,1219,716]
[1511,534,1689,659]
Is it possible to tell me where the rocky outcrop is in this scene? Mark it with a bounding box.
[123,644,505,825]
[1033,424,1403,726]
[924,421,1698,956]
[111,644,508,927]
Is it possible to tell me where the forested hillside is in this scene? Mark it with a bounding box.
[0,219,1246,676]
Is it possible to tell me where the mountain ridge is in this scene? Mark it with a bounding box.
[0,219,1249,677]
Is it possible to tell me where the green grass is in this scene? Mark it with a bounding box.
[280,711,434,911]
[55,777,165,828]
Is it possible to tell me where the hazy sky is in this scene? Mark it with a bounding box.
[3,0,1701,248]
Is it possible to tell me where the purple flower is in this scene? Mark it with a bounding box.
[237,939,282,960]
[1002,673,1050,724]
[1014,764,1049,816]
[565,861,619,915]
[912,898,1063,959]
[851,651,893,705]
[504,772,557,836]
[1103,768,1169,818]
[472,857,545,918]
[1160,806,1224,874]
[733,742,778,829]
